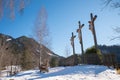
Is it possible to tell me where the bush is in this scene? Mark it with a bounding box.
[84,46,103,65]
[85,46,102,59]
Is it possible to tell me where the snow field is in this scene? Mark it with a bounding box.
[1,65,120,80]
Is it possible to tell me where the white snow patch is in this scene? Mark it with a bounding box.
[47,52,58,57]
[0,66,21,77]
[47,52,53,56]
[36,49,40,52]
[6,38,12,42]
[1,65,120,80]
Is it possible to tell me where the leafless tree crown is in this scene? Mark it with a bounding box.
[34,7,50,48]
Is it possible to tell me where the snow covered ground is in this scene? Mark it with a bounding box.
[1,65,120,80]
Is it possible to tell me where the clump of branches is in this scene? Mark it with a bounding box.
[34,7,51,49]
[0,0,30,19]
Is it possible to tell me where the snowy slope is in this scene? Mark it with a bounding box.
[1,65,120,80]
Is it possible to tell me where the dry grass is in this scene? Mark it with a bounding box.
[116,69,120,74]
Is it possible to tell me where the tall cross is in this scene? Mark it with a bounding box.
[88,13,98,51]
[76,21,84,55]
[70,32,76,55]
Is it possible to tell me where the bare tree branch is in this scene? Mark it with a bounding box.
[102,0,120,9]
[113,27,120,33]
[112,1,120,8]
[104,0,112,7]
[110,36,120,41]
[110,27,120,41]
[0,0,29,19]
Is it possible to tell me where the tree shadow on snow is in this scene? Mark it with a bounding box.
[28,65,108,80]
[15,70,36,77]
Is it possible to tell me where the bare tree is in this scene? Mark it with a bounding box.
[0,0,30,19]
[102,0,120,40]
[34,7,50,69]
[65,45,70,58]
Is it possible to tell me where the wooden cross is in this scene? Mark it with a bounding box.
[88,13,98,50]
[70,32,76,55]
[76,21,84,55]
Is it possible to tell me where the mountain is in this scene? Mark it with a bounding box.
[0,33,61,70]
[98,45,120,63]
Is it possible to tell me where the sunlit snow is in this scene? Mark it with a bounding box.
[1,65,120,80]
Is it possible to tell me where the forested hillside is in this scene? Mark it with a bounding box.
[98,45,120,62]
[0,33,61,70]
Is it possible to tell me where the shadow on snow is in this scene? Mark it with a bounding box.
[28,65,108,80]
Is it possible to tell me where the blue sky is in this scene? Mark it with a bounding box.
[0,0,120,57]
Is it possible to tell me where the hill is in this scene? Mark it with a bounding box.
[0,33,61,70]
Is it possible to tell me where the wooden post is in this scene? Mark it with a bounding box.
[77,21,84,55]
[88,13,98,51]
[70,32,76,55]
[77,21,84,63]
